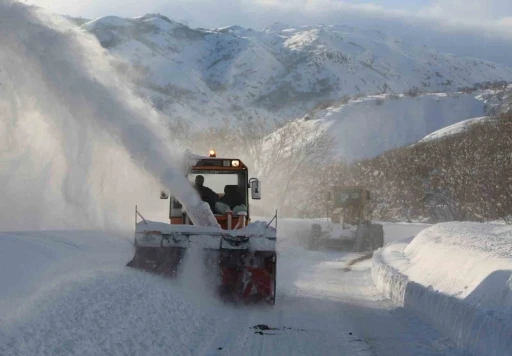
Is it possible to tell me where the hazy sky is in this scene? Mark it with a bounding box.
[23,0,512,27]
[21,0,512,65]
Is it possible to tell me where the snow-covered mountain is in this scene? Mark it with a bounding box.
[80,14,512,131]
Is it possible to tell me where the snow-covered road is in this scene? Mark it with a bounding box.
[0,221,469,356]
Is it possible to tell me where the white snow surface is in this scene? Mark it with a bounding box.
[0,220,474,356]
[372,222,512,356]
[0,230,222,356]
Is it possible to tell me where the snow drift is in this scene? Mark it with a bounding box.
[0,230,222,356]
[0,231,133,319]
[372,222,512,356]
[0,1,205,232]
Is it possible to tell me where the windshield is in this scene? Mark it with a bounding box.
[189,172,239,194]
[335,191,361,205]
[188,171,247,205]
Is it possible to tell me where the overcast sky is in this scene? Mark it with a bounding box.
[22,0,512,65]
[24,0,512,26]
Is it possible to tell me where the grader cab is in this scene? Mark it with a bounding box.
[308,186,384,252]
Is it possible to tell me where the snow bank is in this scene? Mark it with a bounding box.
[0,231,133,319]
[378,221,431,243]
[0,270,221,356]
[0,230,226,356]
[372,222,512,356]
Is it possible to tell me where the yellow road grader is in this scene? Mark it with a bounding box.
[308,186,384,252]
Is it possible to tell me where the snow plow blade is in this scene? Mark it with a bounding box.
[127,220,277,305]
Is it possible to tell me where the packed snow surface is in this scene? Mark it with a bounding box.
[0,220,474,356]
[372,222,512,356]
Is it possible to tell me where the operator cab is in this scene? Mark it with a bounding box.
[327,186,372,225]
[161,150,261,230]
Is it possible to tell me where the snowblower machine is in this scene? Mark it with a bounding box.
[308,186,383,252]
[127,150,277,305]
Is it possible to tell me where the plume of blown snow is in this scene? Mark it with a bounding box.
[0,1,204,232]
[174,246,225,308]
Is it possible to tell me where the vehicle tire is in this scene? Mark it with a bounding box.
[271,254,277,305]
[308,224,322,251]
[354,224,370,252]
[369,224,384,250]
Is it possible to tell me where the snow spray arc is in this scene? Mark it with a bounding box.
[0,1,205,231]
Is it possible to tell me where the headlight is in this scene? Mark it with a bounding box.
[231,160,240,167]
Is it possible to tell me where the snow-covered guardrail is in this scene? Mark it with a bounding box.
[372,222,512,356]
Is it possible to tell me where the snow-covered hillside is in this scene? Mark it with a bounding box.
[80,14,512,130]
[416,85,512,143]
[273,91,495,160]
[418,116,489,143]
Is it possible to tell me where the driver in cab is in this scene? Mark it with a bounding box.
[193,175,219,213]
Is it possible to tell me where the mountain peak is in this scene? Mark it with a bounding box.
[82,16,132,31]
[134,13,175,24]
[214,25,253,36]
[264,22,291,33]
